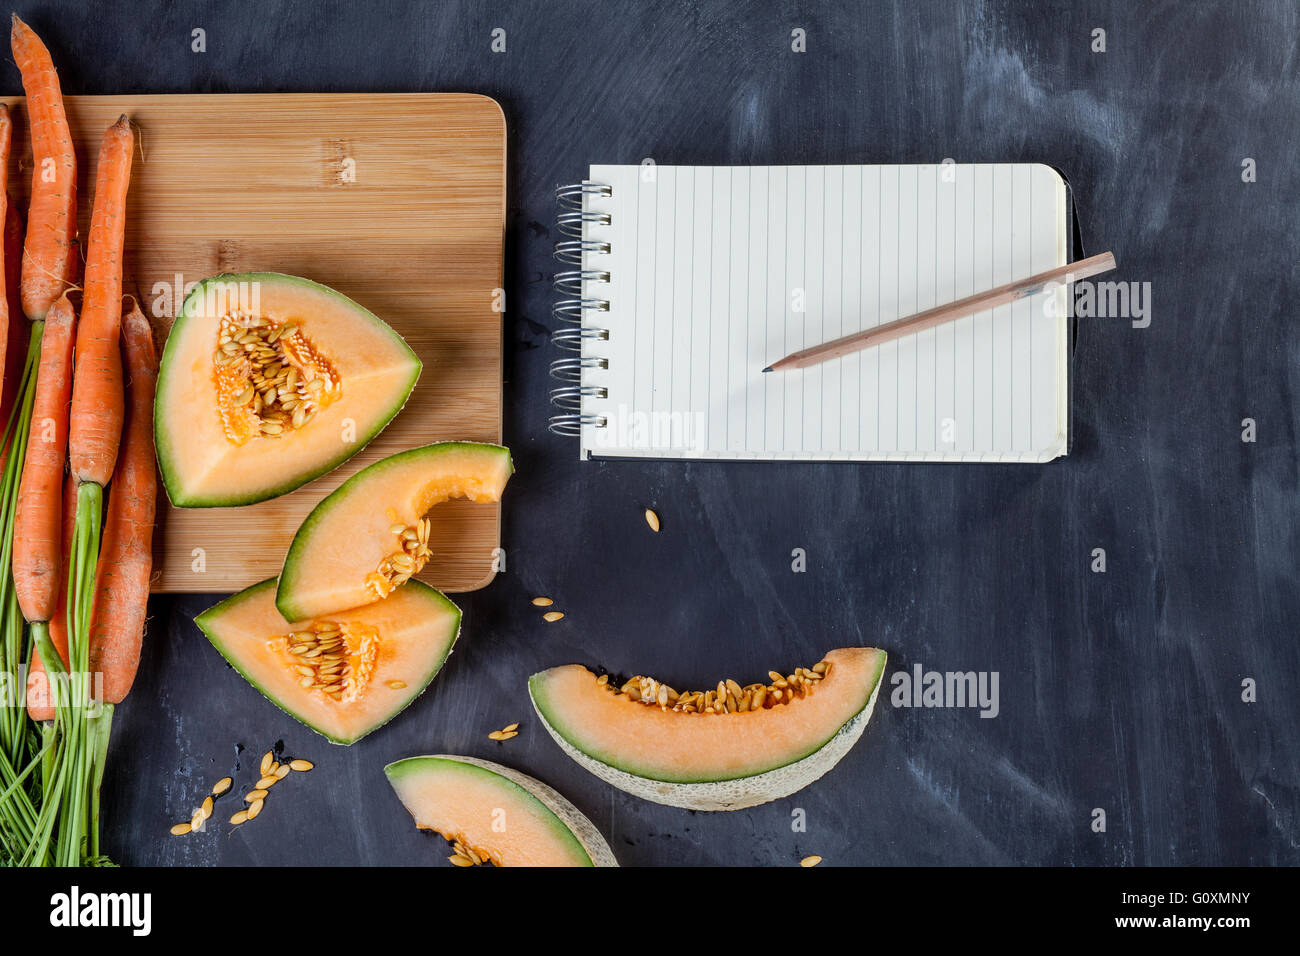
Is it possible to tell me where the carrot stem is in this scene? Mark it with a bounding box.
[0,323,38,767]
[86,703,112,861]
[45,482,99,866]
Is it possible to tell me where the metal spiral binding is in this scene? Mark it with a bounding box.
[549,182,612,436]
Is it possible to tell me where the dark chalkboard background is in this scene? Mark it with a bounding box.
[13,0,1296,866]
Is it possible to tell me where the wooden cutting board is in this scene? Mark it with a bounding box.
[0,93,506,594]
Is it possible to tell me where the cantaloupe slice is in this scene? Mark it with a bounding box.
[197,578,460,744]
[385,755,617,867]
[275,442,513,621]
[530,647,887,811]
[156,273,421,507]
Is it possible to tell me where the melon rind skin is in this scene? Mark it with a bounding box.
[529,652,886,812]
[156,272,421,508]
[385,755,618,867]
[196,578,461,746]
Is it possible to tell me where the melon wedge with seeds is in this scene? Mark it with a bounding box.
[385,755,617,867]
[275,441,513,621]
[156,273,421,507]
[197,578,460,745]
[529,647,887,811]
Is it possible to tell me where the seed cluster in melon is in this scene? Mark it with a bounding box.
[211,311,343,444]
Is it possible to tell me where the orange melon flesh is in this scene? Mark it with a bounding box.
[197,578,460,745]
[276,442,513,621]
[156,273,420,506]
[529,647,887,783]
[386,756,606,867]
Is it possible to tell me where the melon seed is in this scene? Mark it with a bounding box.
[275,765,291,780]
[245,789,269,802]
[644,509,660,532]
[449,854,474,867]
[170,823,192,836]
[542,611,565,623]
[260,751,274,775]
[201,796,214,819]
[800,855,822,867]
[230,810,249,825]
[212,776,232,796]
[289,759,314,772]
[247,798,264,820]
[386,679,407,690]
[531,597,553,606]
[255,774,278,790]
[191,809,205,830]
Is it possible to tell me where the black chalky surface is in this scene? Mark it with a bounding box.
[12,0,1296,866]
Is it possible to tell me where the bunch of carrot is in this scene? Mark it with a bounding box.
[0,16,155,867]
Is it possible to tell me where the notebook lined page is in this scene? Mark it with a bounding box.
[577,163,1068,462]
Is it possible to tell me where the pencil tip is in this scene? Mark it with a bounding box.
[761,366,772,373]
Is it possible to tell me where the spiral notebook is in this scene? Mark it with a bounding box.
[551,163,1069,462]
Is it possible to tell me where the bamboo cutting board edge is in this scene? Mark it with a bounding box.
[0,93,507,594]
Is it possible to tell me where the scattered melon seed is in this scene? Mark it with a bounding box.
[255,774,278,790]
[531,597,553,606]
[244,789,269,802]
[275,764,291,780]
[449,854,474,867]
[170,823,192,836]
[644,508,660,532]
[289,759,313,772]
[800,855,822,867]
[386,679,407,690]
[230,810,249,825]
[502,723,519,733]
[190,809,205,830]
[212,776,232,796]
[260,751,274,775]
[499,731,518,740]
[542,611,565,623]
[247,798,265,820]
[201,796,214,819]
[488,731,505,740]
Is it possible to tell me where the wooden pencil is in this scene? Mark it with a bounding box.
[763,251,1116,373]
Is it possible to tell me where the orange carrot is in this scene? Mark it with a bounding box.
[87,298,157,703]
[68,116,133,487]
[12,292,75,624]
[24,470,76,720]
[0,102,12,405]
[0,196,26,423]
[10,15,77,322]
[0,206,30,490]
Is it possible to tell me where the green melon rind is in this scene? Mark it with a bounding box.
[155,272,422,508]
[384,755,618,867]
[528,651,886,811]
[274,441,514,621]
[196,578,461,746]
